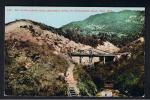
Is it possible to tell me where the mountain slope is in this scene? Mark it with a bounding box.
[5,19,119,53]
[5,39,69,96]
[61,10,144,46]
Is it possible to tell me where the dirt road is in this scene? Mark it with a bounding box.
[60,54,80,95]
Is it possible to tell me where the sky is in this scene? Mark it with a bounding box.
[5,7,145,28]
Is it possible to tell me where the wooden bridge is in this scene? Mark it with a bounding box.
[69,48,129,64]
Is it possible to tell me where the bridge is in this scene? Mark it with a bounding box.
[69,48,129,65]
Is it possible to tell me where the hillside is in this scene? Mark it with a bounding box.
[113,37,144,96]
[5,19,119,53]
[5,19,119,96]
[5,39,69,96]
[61,10,144,46]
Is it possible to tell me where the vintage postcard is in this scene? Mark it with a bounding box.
[5,7,145,97]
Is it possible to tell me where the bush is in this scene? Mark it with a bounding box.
[74,64,97,96]
[5,40,68,96]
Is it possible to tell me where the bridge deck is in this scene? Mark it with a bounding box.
[70,53,116,57]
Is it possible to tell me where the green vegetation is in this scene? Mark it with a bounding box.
[85,37,144,97]
[62,10,144,46]
[73,64,97,96]
[5,39,68,96]
[113,38,144,96]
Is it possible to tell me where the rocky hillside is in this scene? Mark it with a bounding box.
[61,10,144,46]
[5,19,119,53]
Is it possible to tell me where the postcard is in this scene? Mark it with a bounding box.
[5,7,145,97]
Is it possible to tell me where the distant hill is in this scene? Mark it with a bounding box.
[61,10,144,46]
